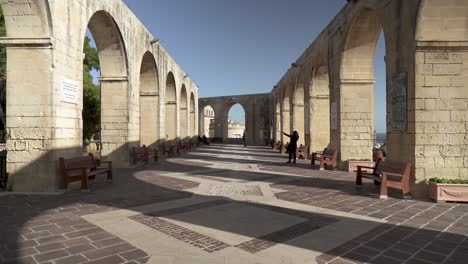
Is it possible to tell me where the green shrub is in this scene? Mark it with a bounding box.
[429,178,468,184]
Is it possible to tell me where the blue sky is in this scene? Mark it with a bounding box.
[90,0,386,132]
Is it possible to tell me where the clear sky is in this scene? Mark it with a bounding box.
[92,0,386,132]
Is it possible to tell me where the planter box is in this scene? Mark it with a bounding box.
[429,182,468,203]
[344,160,374,173]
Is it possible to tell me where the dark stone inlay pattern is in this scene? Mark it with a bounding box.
[235,221,330,254]
[130,215,230,253]
[130,199,338,254]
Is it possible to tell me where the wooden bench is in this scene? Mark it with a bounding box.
[131,145,158,165]
[161,142,175,156]
[373,150,384,162]
[356,160,411,199]
[59,153,112,191]
[282,142,289,154]
[311,148,338,170]
[296,144,308,159]
[273,141,282,151]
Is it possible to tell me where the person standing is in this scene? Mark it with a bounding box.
[242,130,247,148]
[282,131,299,163]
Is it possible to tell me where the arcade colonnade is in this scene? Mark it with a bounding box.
[199,94,270,146]
[270,0,468,197]
[0,0,199,192]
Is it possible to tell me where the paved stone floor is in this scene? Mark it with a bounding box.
[0,144,467,264]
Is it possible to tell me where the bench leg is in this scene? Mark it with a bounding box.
[80,175,89,192]
[379,180,388,199]
[356,173,363,185]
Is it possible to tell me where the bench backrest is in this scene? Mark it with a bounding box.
[374,160,411,177]
[132,145,148,155]
[60,153,96,172]
[323,148,337,159]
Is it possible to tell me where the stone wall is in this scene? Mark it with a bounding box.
[0,0,199,192]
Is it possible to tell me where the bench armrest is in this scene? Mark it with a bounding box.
[357,165,375,170]
[381,172,404,177]
[99,161,112,170]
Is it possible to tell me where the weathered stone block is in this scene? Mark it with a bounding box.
[433,64,462,75]
[425,75,451,87]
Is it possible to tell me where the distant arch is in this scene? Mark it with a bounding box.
[180,85,188,139]
[165,72,177,141]
[139,51,159,146]
[190,93,196,136]
[292,75,305,145]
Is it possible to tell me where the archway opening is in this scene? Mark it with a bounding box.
[180,85,188,139]
[200,105,215,138]
[339,8,386,161]
[373,32,387,156]
[82,32,100,144]
[292,80,305,146]
[84,11,128,163]
[165,72,177,141]
[190,93,196,137]
[227,103,245,141]
[139,52,159,147]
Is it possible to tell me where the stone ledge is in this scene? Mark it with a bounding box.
[0,37,53,48]
[417,41,468,51]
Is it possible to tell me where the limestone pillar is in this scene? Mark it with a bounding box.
[3,38,57,192]
[139,91,159,147]
[292,103,305,145]
[309,95,330,153]
[99,76,130,167]
[338,79,374,162]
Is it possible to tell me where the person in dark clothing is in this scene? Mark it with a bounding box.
[282,131,299,163]
[242,130,246,148]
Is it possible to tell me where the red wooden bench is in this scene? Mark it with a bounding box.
[281,142,289,154]
[356,160,412,199]
[273,141,282,152]
[59,153,112,191]
[131,145,158,165]
[296,144,308,159]
[161,142,175,156]
[311,148,337,170]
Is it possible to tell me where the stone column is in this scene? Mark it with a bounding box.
[292,103,305,145]
[309,95,330,152]
[338,79,374,162]
[2,37,57,192]
[98,76,130,167]
[139,91,159,147]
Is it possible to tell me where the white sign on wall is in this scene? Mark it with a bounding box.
[331,102,337,130]
[61,79,79,104]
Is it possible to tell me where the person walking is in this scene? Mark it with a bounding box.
[282,131,299,163]
[242,130,247,148]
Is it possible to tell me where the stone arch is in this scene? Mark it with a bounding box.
[86,10,129,163]
[190,92,196,137]
[226,103,246,141]
[199,104,215,137]
[180,84,188,139]
[165,72,177,141]
[292,75,305,145]
[0,0,52,38]
[139,51,159,146]
[416,0,468,41]
[87,11,128,77]
[337,7,385,162]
